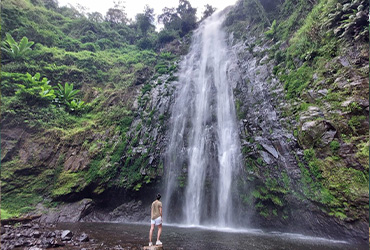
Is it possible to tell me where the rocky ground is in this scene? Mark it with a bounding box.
[0,221,142,250]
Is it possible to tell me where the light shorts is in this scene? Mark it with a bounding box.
[151,216,162,226]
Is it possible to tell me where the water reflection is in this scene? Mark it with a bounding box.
[55,222,366,250]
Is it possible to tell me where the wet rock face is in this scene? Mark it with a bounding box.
[231,36,302,182]
[79,199,151,223]
[0,124,115,202]
[63,149,90,172]
[328,0,369,41]
[118,64,181,189]
[298,119,337,149]
[109,200,150,222]
[1,128,28,162]
[227,22,368,242]
[39,199,94,224]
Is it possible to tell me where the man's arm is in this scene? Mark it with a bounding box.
[159,206,162,217]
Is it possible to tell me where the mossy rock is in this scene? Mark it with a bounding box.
[298,120,337,149]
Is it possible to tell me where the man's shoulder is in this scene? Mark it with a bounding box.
[153,200,162,206]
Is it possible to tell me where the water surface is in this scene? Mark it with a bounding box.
[55,222,366,250]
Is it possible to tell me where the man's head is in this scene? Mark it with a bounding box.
[156,193,161,200]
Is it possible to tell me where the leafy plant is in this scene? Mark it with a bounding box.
[55,82,80,104]
[265,20,277,39]
[39,81,56,99]
[66,99,86,112]
[15,73,55,103]
[1,33,34,61]
[159,51,176,60]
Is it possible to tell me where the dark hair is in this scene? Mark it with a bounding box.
[156,193,161,200]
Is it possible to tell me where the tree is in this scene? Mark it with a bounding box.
[176,0,197,36]
[158,7,179,29]
[105,1,128,24]
[58,5,83,19]
[201,4,216,20]
[157,29,178,46]
[143,5,155,24]
[158,1,197,37]
[42,0,58,10]
[75,3,88,16]
[135,5,155,35]
[1,33,34,62]
[88,12,104,23]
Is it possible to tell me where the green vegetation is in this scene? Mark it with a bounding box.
[52,171,86,198]
[1,0,199,218]
[14,72,56,103]
[157,0,197,37]
[2,0,368,228]
[55,82,80,104]
[329,140,340,152]
[280,63,313,98]
[229,0,368,222]
[235,98,245,119]
[243,172,290,219]
[1,33,34,61]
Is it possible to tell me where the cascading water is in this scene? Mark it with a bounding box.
[163,12,242,227]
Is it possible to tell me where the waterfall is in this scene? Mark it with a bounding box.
[163,12,241,227]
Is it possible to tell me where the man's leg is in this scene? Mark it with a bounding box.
[149,223,154,243]
[157,224,162,242]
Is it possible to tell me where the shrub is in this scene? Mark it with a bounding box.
[55,82,80,104]
[1,33,34,62]
[136,38,154,50]
[329,141,340,152]
[58,37,82,52]
[15,72,55,104]
[280,63,313,99]
[141,84,152,95]
[158,29,178,46]
[97,38,114,50]
[274,50,285,64]
[160,51,176,60]
[81,42,99,52]
[265,20,277,39]
[66,99,86,113]
[1,71,28,95]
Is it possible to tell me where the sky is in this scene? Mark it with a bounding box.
[57,0,238,24]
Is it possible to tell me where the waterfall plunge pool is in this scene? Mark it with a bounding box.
[54,222,366,250]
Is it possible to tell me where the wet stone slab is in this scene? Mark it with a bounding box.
[143,245,163,250]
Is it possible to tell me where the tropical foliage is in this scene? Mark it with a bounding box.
[15,73,55,103]
[0,0,196,216]
[1,33,34,61]
[55,82,80,104]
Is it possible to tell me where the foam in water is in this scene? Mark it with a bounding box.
[163,11,241,227]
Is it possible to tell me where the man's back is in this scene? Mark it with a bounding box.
[151,200,162,220]
[149,194,163,246]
